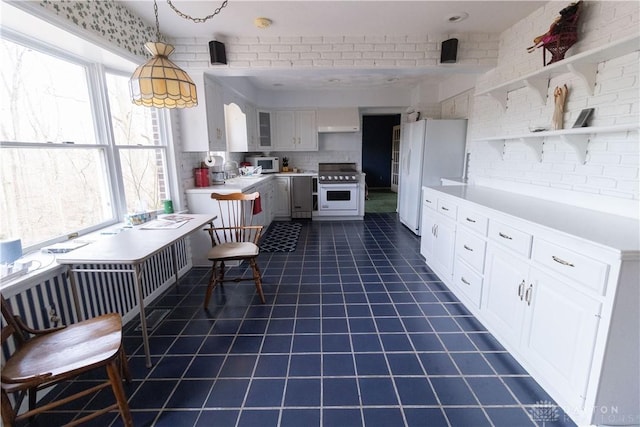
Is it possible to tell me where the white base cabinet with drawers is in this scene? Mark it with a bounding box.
[420,185,639,427]
[420,198,456,281]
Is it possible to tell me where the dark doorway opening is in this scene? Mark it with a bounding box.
[362,115,401,189]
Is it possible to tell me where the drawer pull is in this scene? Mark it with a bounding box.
[525,284,533,306]
[498,232,513,240]
[425,199,432,204]
[463,245,473,252]
[465,217,476,223]
[517,280,525,300]
[441,206,449,211]
[461,277,471,286]
[552,255,575,267]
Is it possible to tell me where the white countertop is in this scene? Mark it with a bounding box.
[427,185,640,253]
[186,172,318,194]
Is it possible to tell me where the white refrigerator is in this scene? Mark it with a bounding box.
[397,119,467,235]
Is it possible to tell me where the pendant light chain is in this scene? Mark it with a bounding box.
[153,0,161,41]
[166,0,229,24]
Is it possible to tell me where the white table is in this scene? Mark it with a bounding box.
[56,214,216,367]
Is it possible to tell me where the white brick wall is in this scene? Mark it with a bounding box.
[469,1,640,213]
[171,33,499,72]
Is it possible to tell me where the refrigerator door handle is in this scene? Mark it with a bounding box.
[404,148,411,174]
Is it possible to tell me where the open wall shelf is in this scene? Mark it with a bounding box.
[477,124,639,163]
[476,35,640,109]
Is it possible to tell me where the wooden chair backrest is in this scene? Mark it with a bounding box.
[1,296,27,351]
[210,192,261,244]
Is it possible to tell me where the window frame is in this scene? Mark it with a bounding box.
[0,29,179,252]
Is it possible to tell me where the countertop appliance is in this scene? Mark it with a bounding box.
[397,119,467,235]
[318,163,360,215]
[210,165,225,185]
[291,176,313,219]
[246,156,279,173]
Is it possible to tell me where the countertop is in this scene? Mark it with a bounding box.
[426,185,640,253]
[186,172,318,194]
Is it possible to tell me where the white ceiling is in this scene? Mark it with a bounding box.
[119,0,546,90]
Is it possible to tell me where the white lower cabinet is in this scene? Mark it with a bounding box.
[273,176,291,219]
[524,268,601,411]
[483,244,601,411]
[419,185,639,426]
[419,208,436,260]
[420,206,456,280]
[483,245,528,347]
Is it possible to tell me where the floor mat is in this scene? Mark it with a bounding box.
[365,189,398,213]
[260,221,302,252]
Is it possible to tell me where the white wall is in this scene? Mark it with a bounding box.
[468,1,639,216]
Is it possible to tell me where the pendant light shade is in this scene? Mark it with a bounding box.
[129,42,197,109]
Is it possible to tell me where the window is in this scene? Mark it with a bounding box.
[0,35,172,249]
[105,72,170,214]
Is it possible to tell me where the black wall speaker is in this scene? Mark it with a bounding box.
[440,38,458,64]
[209,41,227,65]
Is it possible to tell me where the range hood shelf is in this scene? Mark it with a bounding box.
[317,108,361,133]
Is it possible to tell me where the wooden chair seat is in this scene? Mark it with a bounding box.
[1,297,132,427]
[207,241,259,260]
[2,314,123,391]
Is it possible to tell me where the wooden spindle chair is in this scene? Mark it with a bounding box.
[204,192,266,308]
[0,295,133,427]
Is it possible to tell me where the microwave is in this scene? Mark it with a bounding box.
[246,156,279,173]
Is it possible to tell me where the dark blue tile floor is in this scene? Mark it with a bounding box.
[37,213,578,427]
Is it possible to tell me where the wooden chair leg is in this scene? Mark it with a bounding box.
[119,346,131,383]
[1,389,16,427]
[204,261,219,308]
[106,360,133,427]
[250,259,266,304]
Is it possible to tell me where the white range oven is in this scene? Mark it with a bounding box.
[318,163,360,216]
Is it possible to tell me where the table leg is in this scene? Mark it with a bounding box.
[66,267,83,322]
[134,263,152,368]
[172,243,180,290]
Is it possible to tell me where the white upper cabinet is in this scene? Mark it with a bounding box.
[179,72,225,152]
[245,103,257,151]
[178,71,208,152]
[206,79,226,151]
[275,110,318,151]
[256,110,274,151]
[224,102,248,153]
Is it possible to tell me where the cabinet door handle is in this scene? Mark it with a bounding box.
[466,217,476,223]
[434,224,438,237]
[517,280,525,300]
[431,224,436,236]
[461,277,470,286]
[441,206,449,211]
[525,284,533,306]
[552,255,575,267]
[463,245,473,252]
[498,232,513,240]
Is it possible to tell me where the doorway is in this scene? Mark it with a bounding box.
[362,114,401,213]
[362,115,401,189]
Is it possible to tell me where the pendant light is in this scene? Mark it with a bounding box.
[129,0,197,108]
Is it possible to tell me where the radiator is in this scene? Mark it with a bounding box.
[2,239,191,350]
